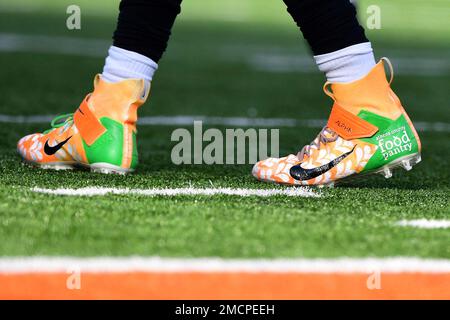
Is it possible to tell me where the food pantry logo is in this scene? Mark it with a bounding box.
[377,126,412,160]
[171,121,279,165]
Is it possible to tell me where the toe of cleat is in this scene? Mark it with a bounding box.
[23,160,75,171]
[39,164,75,171]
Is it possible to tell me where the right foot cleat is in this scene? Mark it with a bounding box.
[17,76,149,174]
[253,58,422,186]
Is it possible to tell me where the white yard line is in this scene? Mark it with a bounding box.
[31,186,320,198]
[396,219,450,229]
[137,115,300,127]
[2,33,450,76]
[1,114,449,132]
[0,256,449,274]
[0,114,56,124]
[0,33,109,57]
[249,53,450,76]
[0,114,305,127]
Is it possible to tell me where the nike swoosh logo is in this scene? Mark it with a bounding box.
[44,136,72,156]
[290,146,356,181]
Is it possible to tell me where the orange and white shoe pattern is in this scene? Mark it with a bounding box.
[252,130,377,186]
[252,58,421,186]
[17,118,86,169]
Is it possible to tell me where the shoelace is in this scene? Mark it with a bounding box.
[296,127,338,161]
[43,113,73,134]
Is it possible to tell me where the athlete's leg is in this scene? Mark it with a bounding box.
[252,0,421,186]
[283,0,375,83]
[103,0,181,86]
[17,0,183,174]
[113,0,182,62]
[103,0,183,85]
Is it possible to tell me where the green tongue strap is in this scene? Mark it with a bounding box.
[43,113,73,134]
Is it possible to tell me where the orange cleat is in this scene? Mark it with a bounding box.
[253,58,422,186]
[17,75,149,174]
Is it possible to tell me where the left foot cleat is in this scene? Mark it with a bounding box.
[17,75,149,174]
[253,58,422,186]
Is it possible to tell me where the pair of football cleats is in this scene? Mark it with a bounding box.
[17,58,421,186]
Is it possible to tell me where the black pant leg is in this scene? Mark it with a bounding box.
[113,0,183,62]
[283,0,369,55]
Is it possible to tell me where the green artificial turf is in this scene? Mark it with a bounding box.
[0,0,449,258]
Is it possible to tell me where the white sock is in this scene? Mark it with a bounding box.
[102,46,158,87]
[314,42,376,83]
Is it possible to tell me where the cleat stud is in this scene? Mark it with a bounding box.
[402,160,413,171]
[91,167,128,175]
[89,163,133,175]
[382,167,392,179]
[39,164,74,171]
[415,155,422,164]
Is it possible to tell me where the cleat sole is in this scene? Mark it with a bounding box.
[23,160,133,175]
[332,153,421,186]
[39,164,75,171]
[23,160,76,171]
[373,153,421,180]
[90,163,133,175]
